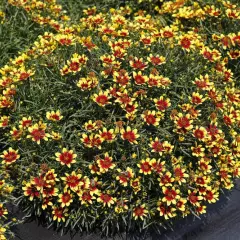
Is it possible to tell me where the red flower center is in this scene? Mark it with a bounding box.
[70,62,80,71]
[145,114,156,125]
[132,60,146,70]
[123,131,136,142]
[194,129,204,139]
[31,129,45,141]
[100,194,111,203]
[66,176,79,188]
[181,37,191,49]
[96,95,108,105]
[177,117,190,128]
[165,189,177,201]
[141,162,151,172]
[156,100,168,110]
[134,207,144,216]
[60,152,73,164]
[152,141,164,152]
[62,193,71,203]
[134,75,145,85]
[5,152,17,162]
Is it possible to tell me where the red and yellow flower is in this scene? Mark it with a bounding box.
[133,204,148,220]
[22,182,40,201]
[116,167,134,186]
[175,113,193,131]
[141,110,161,126]
[97,193,116,207]
[121,126,139,144]
[130,57,147,70]
[150,159,166,174]
[154,96,171,111]
[157,202,176,219]
[99,128,116,142]
[55,148,77,167]
[61,171,82,190]
[147,54,166,65]
[52,206,68,222]
[188,190,203,206]
[162,186,180,206]
[137,158,152,175]
[93,90,111,107]
[27,122,50,144]
[1,147,20,165]
[97,152,115,173]
[58,190,73,207]
[46,110,63,121]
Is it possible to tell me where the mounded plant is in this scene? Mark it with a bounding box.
[0,0,240,238]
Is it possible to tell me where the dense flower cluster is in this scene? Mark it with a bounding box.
[0,0,239,237]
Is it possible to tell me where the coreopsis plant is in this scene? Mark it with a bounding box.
[0,0,240,238]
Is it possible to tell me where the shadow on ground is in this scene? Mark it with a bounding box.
[13,180,240,240]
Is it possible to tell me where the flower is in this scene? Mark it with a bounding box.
[204,189,219,203]
[58,190,73,207]
[0,147,20,165]
[27,122,50,144]
[158,172,174,187]
[175,113,193,131]
[133,71,147,85]
[154,96,171,111]
[121,126,139,144]
[99,128,116,142]
[93,90,110,106]
[137,158,152,175]
[173,165,189,184]
[116,167,134,186]
[141,110,161,126]
[0,116,9,127]
[55,148,77,167]
[61,171,82,191]
[46,110,63,121]
[133,204,148,220]
[52,206,68,222]
[130,57,147,70]
[22,182,40,201]
[147,54,166,65]
[44,169,59,183]
[80,191,95,205]
[42,197,53,210]
[149,138,173,155]
[188,190,203,206]
[19,116,32,128]
[81,133,103,149]
[162,187,180,205]
[97,193,116,207]
[10,127,23,140]
[191,144,205,157]
[42,184,59,198]
[0,204,8,218]
[97,152,115,173]
[115,199,128,213]
[176,198,187,212]
[193,126,208,140]
[150,159,166,174]
[157,202,176,219]
[190,92,205,105]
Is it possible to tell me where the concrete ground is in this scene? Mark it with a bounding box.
[13,180,240,240]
